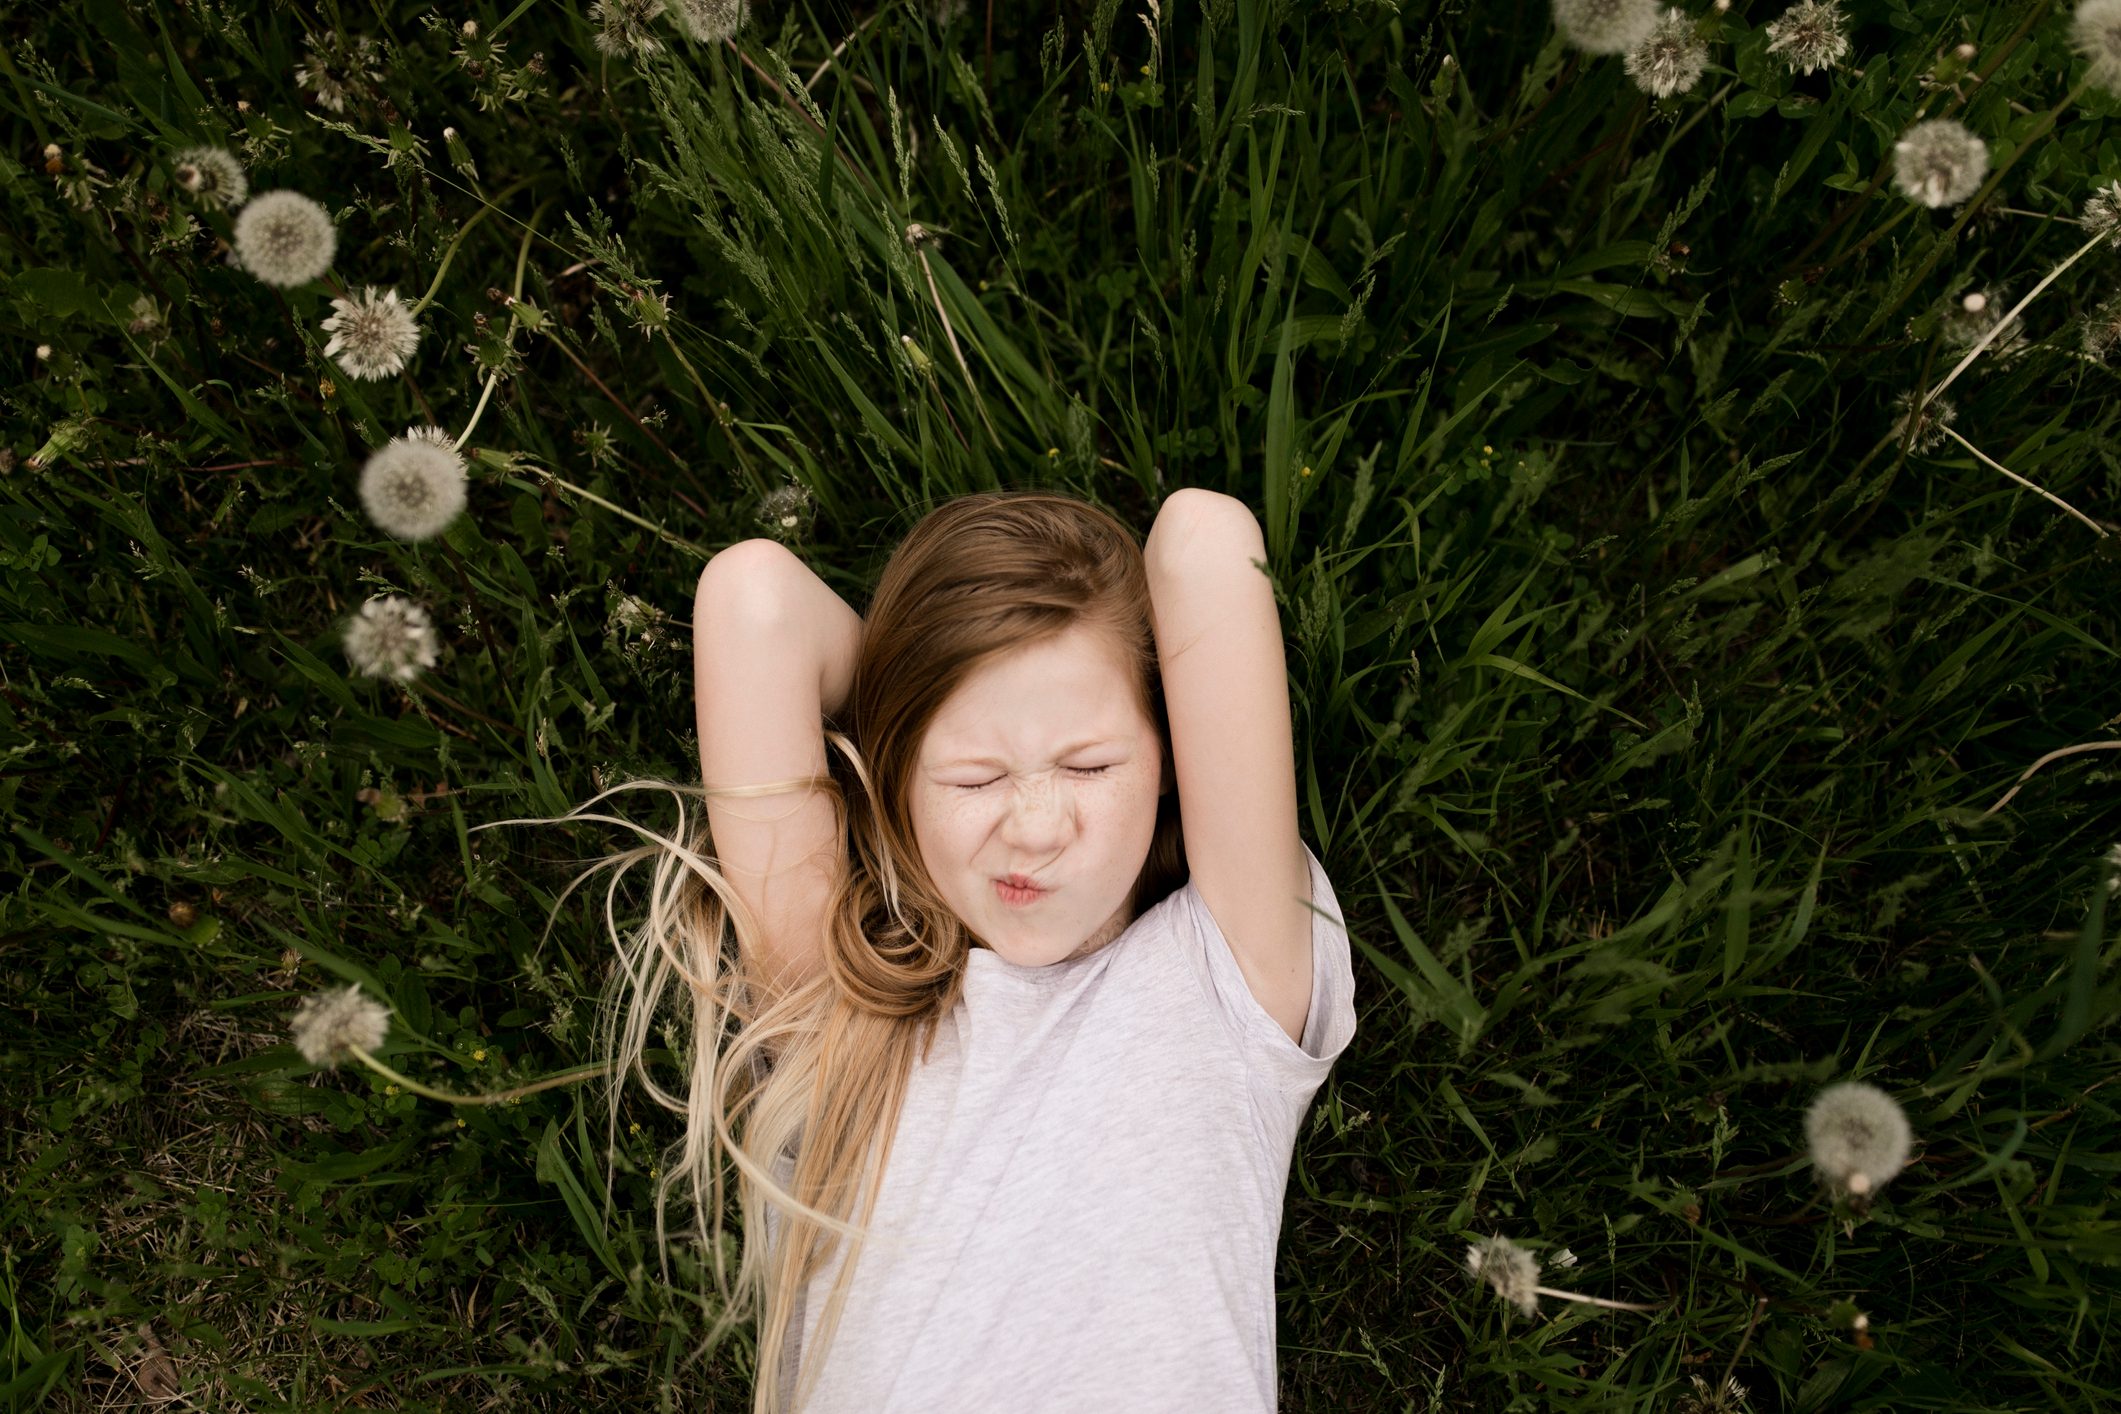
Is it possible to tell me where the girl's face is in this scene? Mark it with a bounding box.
[909,623,1170,967]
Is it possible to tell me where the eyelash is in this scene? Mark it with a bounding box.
[954,766,1112,792]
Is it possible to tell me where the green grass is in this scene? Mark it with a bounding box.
[4,0,2119,1408]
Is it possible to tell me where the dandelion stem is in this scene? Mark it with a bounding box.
[1937,424,2108,538]
[520,464,717,563]
[806,10,886,91]
[1720,1295,1769,1391]
[1922,230,2107,409]
[1530,1285,1665,1313]
[456,373,501,452]
[346,1046,617,1106]
[452,198,554,454]
[1982,741,2121,816]
[410,175,535,318]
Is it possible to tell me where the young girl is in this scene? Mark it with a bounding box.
[525,488,1355,1412]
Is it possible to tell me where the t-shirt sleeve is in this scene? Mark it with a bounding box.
[1177,838,1357,1101]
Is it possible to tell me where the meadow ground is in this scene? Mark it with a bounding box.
[3,0,2119,1409]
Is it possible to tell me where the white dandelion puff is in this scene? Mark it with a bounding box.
[1465,1234,1541,1317]
[358,426,469,541]
[2082,180,2121,247]
[590,0,664,56]
[758,482,815,536]
[1764,0,1852,75]
[2072,0,2121,96]
[1940,288,2027,360]
[2084,291,2121,361]
[1805,1080,1914,1197]
[1624,10,1710,98]
[665,0,749,43]
[1891,389,1956,453]
[171,144,248,210]
[1551,0,1660,54]
[1891,118,1988,209]
[231,190,337,287]
[342,595,443,682]
[290,982,391,1067]
[321,286,422,380]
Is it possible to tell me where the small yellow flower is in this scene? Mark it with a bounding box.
[1482,444,1494,455]
[1099,81,1111,92]
[1300,465,1313,478]
[1047,446,1060,457]
[384,1083,399,1096]
[455,1116,465,1128]
[629,1121,642,1135]
[472,1048,486,1062]
[1139,64,1152,76]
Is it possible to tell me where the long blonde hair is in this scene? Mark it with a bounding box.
[474,489,1187,1412]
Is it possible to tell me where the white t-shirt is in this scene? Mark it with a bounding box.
[761,839,1358,1412]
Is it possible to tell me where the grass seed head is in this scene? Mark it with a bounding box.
[343,595,442,682]
[1804,1080,1915,1197]
[231,190,337,287]
[2072,0,2121,95]
[358,426,468,541]
[1624,9,1710,98]
[290,982,391,1067]
[1465,1234,1541,1317]
[1891,118,1988,209]
[322,286,422,381]
[1551,0,1660,55]
[1764,0,1851,74]
[171,144,248,210]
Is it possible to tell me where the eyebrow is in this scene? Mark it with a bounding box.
[935,736,1117,768]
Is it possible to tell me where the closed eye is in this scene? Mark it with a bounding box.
[954,766,1112,792]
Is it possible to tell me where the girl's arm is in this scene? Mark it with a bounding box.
[1145,490,1314,1047]
[693,541,862,1012]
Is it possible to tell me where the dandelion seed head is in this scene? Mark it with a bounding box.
[2072,0,2121,95]
[1891,118,1988,209]
[590,0,665,56]
[1764,0,1852,75]
[290,982,391,1067]
[231,189,338,288]
[666,0,749,44]
[358,426,469,541]
[2082,180,2121,247]
[1804,1080,1914,1197]
[1464,1234,1542,1317]
[171,144,249,210]
[343,594,442,682]
[294,33,384,114]
[1939,288,2027,360]
[1551,0,1660,55]
[322,286,422,381]
[758,482,815,538]
[1624,9,1710,98]
[1890,389,1956,453]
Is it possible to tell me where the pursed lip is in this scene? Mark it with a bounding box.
[997,873,1045,891]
